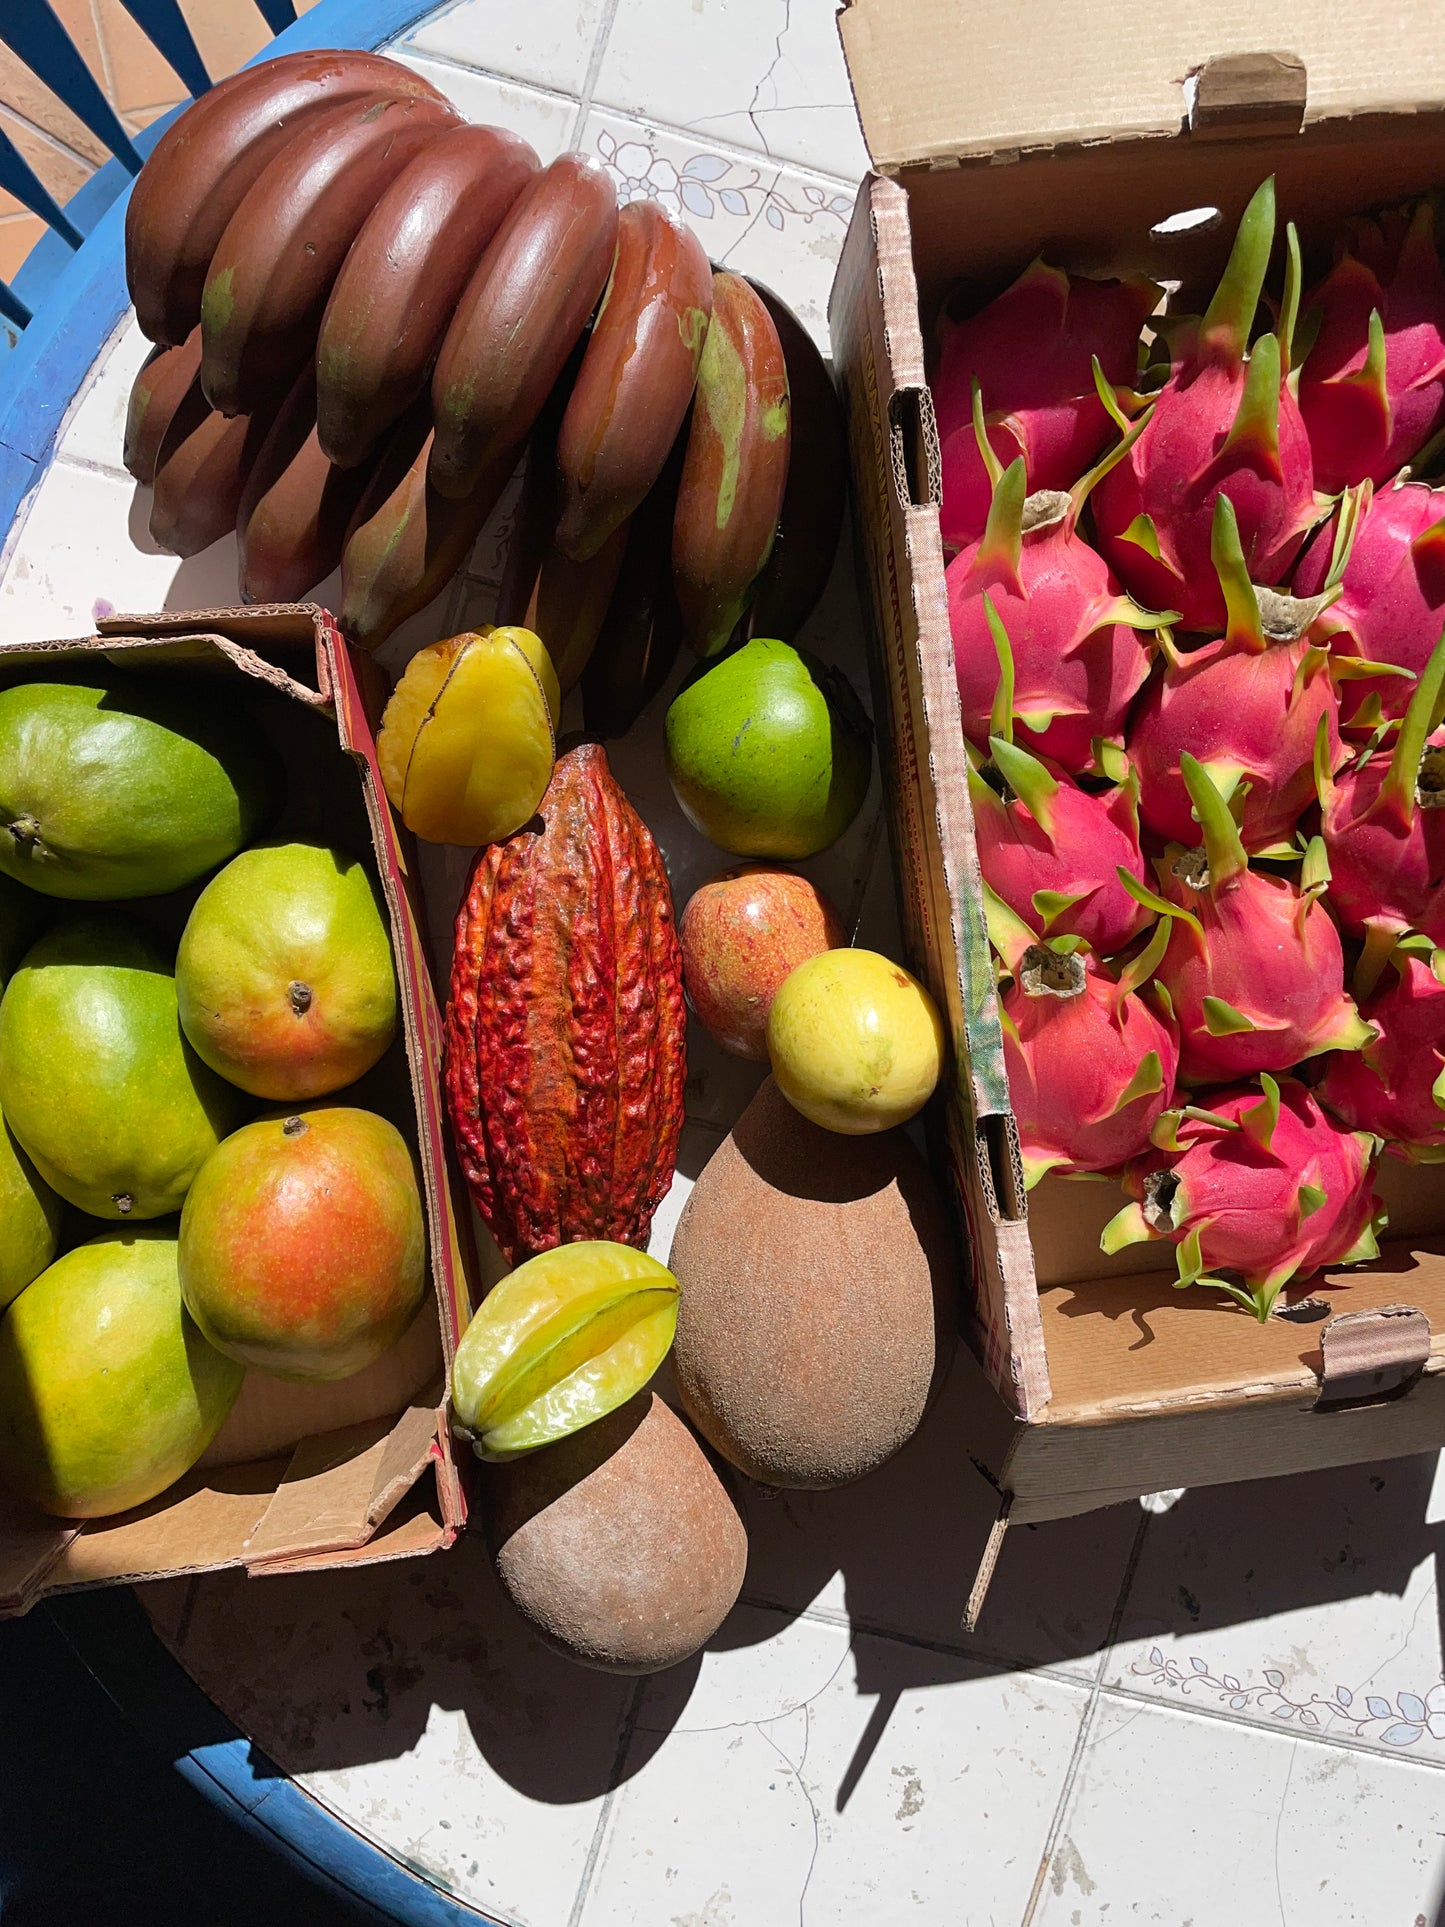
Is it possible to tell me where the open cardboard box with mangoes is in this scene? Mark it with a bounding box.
[0,606,472,1616]
[830,0,1445,1553]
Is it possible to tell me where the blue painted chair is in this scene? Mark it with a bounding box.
[0,0,296,335]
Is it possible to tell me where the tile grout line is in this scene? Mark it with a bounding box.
[1016,1503,1154,1927]
[392,42,584,116]
[1092,1673,1445,1771]
[564,1673,647,1927]
[571,0,625,149]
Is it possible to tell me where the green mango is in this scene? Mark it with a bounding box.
[0,914,242,1220]
[0,1100,61,1310]
[0,675,282,899]
[0,1225,243,1518]
[0,871,47,990]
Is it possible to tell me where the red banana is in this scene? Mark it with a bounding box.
[200,92,458,418]
[339,407,512,651]
[236,369,378,604]
[125,48,448,345]
[581,448,685,738]
[149,372,276,557]
[429,153,619,501]
[747,279,846,640]
[123,329,202,484]
[672,271,791,656]
[554,199,712,562]
[315,123,540,470]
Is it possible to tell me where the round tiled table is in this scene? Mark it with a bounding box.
[7,6,1445,1923]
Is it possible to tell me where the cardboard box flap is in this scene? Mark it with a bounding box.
[244,1405,446,1568]
[837,0,1445,174]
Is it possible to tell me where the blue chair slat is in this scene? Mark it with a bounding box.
[0,280,33,331]
[0,125,85,249]
[115,0,213,101]
[0,1,142,174]
[251,0,300,31]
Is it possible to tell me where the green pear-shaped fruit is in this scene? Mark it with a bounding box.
[0,675,281,900]
[665,638,871,858]
[0,914,242,1219]
[0,1226,243,1518]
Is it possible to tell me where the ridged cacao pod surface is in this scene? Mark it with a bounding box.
[445,740,686,1263]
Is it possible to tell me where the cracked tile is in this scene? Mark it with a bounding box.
[400,0,609,99]
[1033,1693,1445,1925]
[592,0,871,182]
[579,1609,1088,1926]
[1103,1453,1445,1765]
[389,51,581,164]
[734,1359,1140,1680]
[141,1538,632,1927]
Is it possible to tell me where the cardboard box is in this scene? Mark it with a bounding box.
[828,2,1445,1556]
[0,605,475,1615]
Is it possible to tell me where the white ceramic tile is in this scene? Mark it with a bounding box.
[391,52,581,165]
[1105,1453,1445,1764]
[0,458,184,641]
[593,0,871,184]
[54,314,154,479]
[578,108,856,350]
[579,1611,1090,1927]
[148,1537,636,1927]
[400,0,608,100]
[734,1359,1140,1679]
[1033,1693,1445,1925]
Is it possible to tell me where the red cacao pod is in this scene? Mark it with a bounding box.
[445,740,686,1263]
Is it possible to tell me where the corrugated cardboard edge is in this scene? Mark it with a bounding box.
[836,0,1445,175]
[828,176,1049,1420]
[0,606,473,1613]
[1315,1306,1432,1409]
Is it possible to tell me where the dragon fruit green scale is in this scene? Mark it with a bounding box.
[1093,179,1321,632]
[1317,942,1445,1161]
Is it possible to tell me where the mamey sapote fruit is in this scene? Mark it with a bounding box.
[484,1391,746,1673]
[0,1103,61,1311]
[179,1106,426,1381]
[0,1227,244,1518]
[0,676,280,899]
[0,915,241,1219]
[669,1078,958,1488]
[176,842,397,1100]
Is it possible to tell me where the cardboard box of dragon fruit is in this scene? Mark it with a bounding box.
[829,3,1445,1533]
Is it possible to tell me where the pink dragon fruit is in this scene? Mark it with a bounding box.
[1316,631,1445,988]
[947,402,1169,773]
[967,731,1150,955]
[933,257,1158,551]
[1293,475,1445,732]
[1130,494,1342,851]
[1093,178,1321,632]
[1297,200,1445,492]
[987,890,1178,1185]
[1100,1073,1382,1318]
[1317,940,1445,1159]
[1128,753,1372,1084]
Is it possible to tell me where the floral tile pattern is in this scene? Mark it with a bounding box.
[591,0,872,183]
[581,109,857,348]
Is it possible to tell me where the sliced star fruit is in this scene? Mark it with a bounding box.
[450,1241,680,1461]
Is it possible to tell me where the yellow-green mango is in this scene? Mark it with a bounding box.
[0,1226,243,1517]
[0,675,282,900]
[0,914,242,1219]
[0,1102,61,1310]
